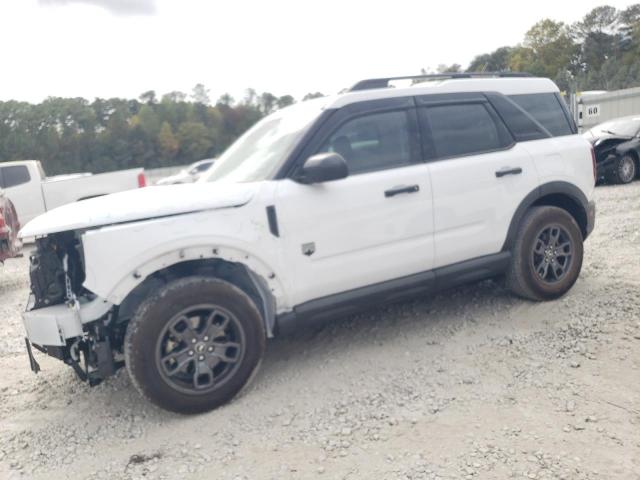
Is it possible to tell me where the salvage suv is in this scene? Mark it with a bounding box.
[20,73,596,413]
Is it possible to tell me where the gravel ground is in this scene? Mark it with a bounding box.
[0,183,639,480]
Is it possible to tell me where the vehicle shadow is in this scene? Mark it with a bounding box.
[255,278,516,388]
[19,278,517,423]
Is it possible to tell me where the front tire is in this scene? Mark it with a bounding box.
[125,276,265,414]
[608,154,636,184]
[506,206,583,301]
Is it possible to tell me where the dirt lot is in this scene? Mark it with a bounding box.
[0,183,639,480]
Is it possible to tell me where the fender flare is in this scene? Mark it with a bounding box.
[104,245,288,337]
[501,181,589,251]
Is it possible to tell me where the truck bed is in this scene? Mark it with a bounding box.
[41,168,144,211]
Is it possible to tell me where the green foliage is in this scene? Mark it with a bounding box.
[157,122,178,162]
[436,64,462,73]
[258,92,278,115]
[276,95,295,109]
[501,19,580,91]
[176,121,213,160]
[217,93,234,106]
[465,4,640,92]
[191,84,211,105]
[139,90,157,105]
[302,92,325,101]
[468,47,514,72]
[0,85,300,175]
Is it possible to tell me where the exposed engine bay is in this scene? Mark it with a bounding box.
[29,232,85,309]
[26,232,125,385]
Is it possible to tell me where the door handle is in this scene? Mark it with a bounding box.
[384,184,420,197]
[495,167,523,178]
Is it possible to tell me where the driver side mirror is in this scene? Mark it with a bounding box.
[296,152,349,184]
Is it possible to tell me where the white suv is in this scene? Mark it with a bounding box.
[20,73,596,413]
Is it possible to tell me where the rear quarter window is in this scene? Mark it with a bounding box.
[509,93,573,137]
[486,93,549,142]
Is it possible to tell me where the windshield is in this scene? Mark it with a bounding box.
[586,117,640,138]
[201,100,326,183]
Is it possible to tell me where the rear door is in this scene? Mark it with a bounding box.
[417,93,539,268]
[507,92,591,191]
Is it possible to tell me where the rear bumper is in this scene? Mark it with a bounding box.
[586,200,596,239]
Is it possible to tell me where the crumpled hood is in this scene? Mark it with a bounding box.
[585,134,629,145]
[588,136,635,160]
[19,182,256,238]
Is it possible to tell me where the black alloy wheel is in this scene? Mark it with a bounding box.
[506,206,584,301]
[530,224,574,284]
[156,304,245,394]
[125,276,265,414]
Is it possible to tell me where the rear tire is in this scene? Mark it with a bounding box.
[607,154,636,184]
[506,206,583,301]
[125,276,265,414]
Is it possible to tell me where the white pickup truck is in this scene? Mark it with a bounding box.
[0,160,146,225]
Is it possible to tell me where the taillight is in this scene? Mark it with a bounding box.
[590,147,597,184]
[137,172,147,188]
[0,207,5,230]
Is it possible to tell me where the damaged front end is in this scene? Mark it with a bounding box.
[24,232,122,386]
[590,136,633,179]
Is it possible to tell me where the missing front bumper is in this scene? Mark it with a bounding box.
[22,297,114,347]
[22,297,120,385]
[26,332,123,387]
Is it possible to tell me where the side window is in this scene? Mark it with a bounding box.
[0,166,30,188]
[486,93,549,142]
[318,110,413,174]
[421,103,511,159]
[509,93,573,137]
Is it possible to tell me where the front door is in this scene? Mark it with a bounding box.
[275,106,435,307]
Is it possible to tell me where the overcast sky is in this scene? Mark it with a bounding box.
[0,0,637,103]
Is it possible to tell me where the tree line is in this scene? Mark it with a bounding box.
[454,4,640,92]
[0,4,638,176]
[0,85,325,176]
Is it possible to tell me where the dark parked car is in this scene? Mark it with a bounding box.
[583,116,640,184]
[0,188,21,262]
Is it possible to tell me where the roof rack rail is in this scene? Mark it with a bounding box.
[349,72,533,92]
